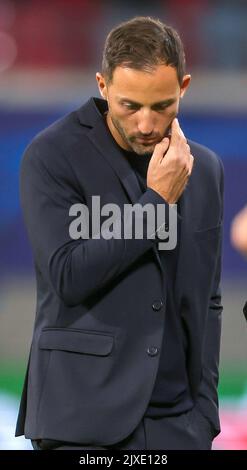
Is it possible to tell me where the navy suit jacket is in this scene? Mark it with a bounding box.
[16,97,224,445]
[243,301,247,321]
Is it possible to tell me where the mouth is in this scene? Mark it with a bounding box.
[135,137,158,144]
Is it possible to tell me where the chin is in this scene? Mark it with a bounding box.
[131,143,155,156]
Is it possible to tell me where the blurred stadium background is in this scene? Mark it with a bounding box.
[0,0,247,450]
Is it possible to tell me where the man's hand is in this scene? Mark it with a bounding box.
[147,118,194,203]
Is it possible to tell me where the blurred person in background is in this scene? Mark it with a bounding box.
[231,206,247,257]
[15,17,224,450]
[231,206,247,322]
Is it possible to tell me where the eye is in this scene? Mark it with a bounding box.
[122,102,140,111]
[152,104,169,112]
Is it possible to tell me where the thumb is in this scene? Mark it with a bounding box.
[162,137,170,153]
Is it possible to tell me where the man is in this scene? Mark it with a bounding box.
[231,206,247,322]
[16,17,224,450]
[231,206,247,257]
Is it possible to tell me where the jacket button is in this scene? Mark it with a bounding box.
[152,300,163,311]
[147,347,159,356]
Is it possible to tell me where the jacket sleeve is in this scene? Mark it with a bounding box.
[20,137,168,306]
[195,158,224,437]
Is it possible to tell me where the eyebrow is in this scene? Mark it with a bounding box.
[118,97,176,107]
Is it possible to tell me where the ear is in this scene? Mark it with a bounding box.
[96,72,108,100]
[180,74,191,98]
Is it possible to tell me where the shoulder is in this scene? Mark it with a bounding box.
[20,108,89,176]
[188,139,224,182]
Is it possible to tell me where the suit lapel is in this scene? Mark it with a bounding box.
[87,116,142,204]
[77,98,163,271]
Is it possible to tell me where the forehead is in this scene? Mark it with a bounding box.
[109,64,180,102]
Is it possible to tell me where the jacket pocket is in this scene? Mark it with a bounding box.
[39,327,114,356]
[193,223,222,242]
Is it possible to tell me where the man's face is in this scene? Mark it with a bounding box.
[96,64,190,155]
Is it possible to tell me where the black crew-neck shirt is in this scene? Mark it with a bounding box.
[120,146,193,417]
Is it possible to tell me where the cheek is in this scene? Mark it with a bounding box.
[116,112,136,131]
[159,108,178,128]
[111,105,131,124]
[157,110,176,129]
[167,103,179,119]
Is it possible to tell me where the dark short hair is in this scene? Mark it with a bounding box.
[102,16,186,86]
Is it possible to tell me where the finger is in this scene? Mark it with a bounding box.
[152,137,170,163]
[170,118,179,144]
[179,127,186,140]
[170,118,185,144]
[188,154,194,176]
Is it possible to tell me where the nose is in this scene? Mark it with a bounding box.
[137,109,154,135]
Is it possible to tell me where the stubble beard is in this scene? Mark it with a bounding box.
[110,114,156,157]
